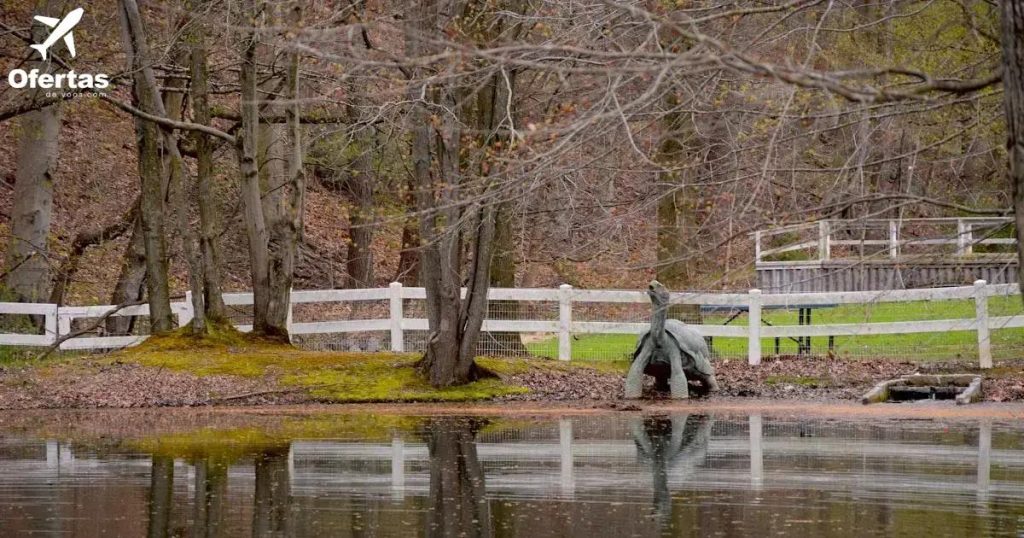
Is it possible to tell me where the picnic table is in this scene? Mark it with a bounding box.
[699,303,839,356]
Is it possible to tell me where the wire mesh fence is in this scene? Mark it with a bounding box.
[0,282,1019,366]
[493,286,1024,363]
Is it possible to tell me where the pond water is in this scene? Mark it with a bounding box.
[0,411,1021,537]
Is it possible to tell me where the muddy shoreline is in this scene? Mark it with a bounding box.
[1,399,1023,425]
[1,354,1021,411]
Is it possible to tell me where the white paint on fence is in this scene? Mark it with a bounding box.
[975,280,992,369]
[755,217,1016,263]
[748,289,762,366]
[560,418,574,497]
[750,413,763,488]
[0,281,1019,368]
[389,282,404,353]
[558,284,572,362]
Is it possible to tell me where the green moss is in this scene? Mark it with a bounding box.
[116,331,629,402]
[281,357,529,402]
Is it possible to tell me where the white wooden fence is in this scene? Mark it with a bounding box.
[754,217,1016,263]
[0,281,1020,368]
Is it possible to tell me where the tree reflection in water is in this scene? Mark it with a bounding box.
[147,455,174,538]
[422,417,492,538]
[632,414,713,532]
[145,445,293,538]
[252,447,293,538]
[192,457,228,538]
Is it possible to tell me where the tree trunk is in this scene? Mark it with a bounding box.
[395,176,421,285]
[407,0,502,385]
[344,148,376,288]
[4,26,59,308]
[165,45,207,335]
[108,215,148,335]
[655,91,702,323]
[260,1,304,341]
[655,93,701,287]
[3,0,61,332]
[237,0,272,336]
[119,0,174,333]
[188,3,226,321]
[1001,0,1024,307]
[233,0,303,341]
[477,58,526,356]
[343,21,376,290]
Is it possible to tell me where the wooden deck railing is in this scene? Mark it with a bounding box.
[754,217,1016,263]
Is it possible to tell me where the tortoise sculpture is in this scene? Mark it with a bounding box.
[624,280,720,399]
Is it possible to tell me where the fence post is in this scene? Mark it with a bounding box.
[818,220,831,261]
[957,219,974,256]
[748,289,762,366]
[45,304,58,345]
[558,284,572,361]
[57,309,71,343]
[179,291,195,327]
[754,231,762,263]
[974,279,992,369]
[888,219,899,259]
[389,282,404,353]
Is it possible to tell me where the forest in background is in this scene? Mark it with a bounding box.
[0,0,1020,385]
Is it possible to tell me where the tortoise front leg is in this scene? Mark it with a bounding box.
[666,345,690,399]
[625,341,653,399]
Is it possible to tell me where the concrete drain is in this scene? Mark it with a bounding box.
[861,374,983,405]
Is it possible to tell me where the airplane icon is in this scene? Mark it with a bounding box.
[30,7,84,61]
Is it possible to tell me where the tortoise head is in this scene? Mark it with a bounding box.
[647,280,670,306]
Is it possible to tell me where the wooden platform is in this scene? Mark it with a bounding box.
[757,256,1018,293]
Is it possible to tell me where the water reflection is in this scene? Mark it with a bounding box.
[148,455,174,538]
[422,418,491,538]
[631,414,712,530]
[192,457,228,538]
[0,412,1021,537]
[253,447,292,538]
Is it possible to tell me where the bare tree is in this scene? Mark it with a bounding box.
[235,0,306,341]
[187,0,226,321]
[1002,0,1024,304]
[404,0,505,387]
[119,0,174,333]
[3,0,61,315]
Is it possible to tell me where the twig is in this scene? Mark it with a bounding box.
[0,252,36,282]
[35,300,147,361]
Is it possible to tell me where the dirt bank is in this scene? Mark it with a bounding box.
[1,351,1022,410]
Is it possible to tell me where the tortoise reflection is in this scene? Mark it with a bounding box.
[632,414,713,532]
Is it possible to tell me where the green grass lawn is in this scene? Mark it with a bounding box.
[527,296,1024,362]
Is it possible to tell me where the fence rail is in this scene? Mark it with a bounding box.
[0,281,1020,368]
[754,217,1016,264]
